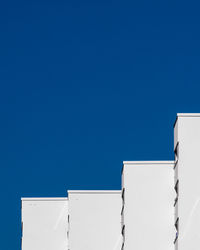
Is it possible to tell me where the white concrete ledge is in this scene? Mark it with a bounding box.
[123,161,174,165]
[68,190,121,194]
[21,197,68,201]
[177,113,200,117]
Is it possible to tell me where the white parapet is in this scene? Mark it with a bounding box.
[21,197,68,250]
[68,190,122,250]
[122,161,175,250]
[174,113,200,250]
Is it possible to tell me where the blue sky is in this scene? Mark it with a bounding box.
[1,0,200,249]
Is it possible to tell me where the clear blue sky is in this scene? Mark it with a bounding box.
[1,0,200,249]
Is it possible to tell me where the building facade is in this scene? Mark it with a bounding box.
[21,113,200,250]
[121,161,175,250]
[21,198,68,250]
[174,114,200,250]
[68,190,122,250]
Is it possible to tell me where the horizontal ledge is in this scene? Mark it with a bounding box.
[68,190,121,194]
[123,161,174,165]
[177,113,200,117]
[21,197,68,201]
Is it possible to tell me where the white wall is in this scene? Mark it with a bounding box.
[122,161,175,250]
[68,191,122,250]
[21,198,68,250]
[174,114,200,250]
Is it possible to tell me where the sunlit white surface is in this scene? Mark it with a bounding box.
[21,198,68,250]
[68,190,122,250]
[122,161,175,250]
[174,114,200,250]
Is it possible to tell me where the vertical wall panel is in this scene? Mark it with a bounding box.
[122,162,175,250]
[21,198,68,250]
[174,114,200,250]
[68,191,122,250]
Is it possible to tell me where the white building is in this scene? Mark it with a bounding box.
[21,197,68,250]
[21,113,200,250]
[174,113,200,250]
[68,190,122,250]
[121,161,175,250]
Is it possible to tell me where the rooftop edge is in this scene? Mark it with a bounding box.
[21,197,68,201]
[177,113,200,117]
[68,190,121,194]
[123,161,174,165]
